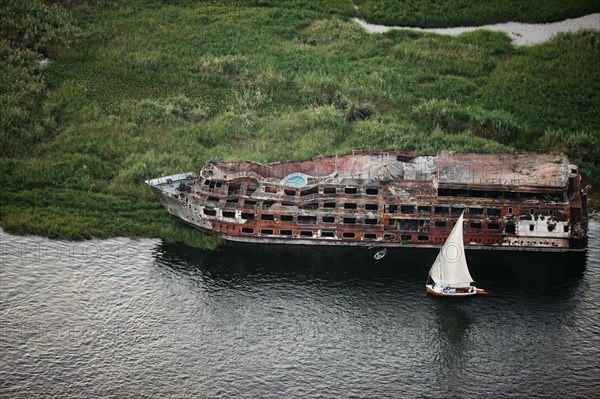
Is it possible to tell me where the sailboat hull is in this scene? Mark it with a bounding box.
[426,284,483,297]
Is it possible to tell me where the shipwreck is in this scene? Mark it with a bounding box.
[146,150,589,252]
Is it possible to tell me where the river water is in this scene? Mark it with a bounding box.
[0,222,598,398]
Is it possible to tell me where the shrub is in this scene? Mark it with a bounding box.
[346,101,376,121]
[0,43,51,156]
[295,73,347,109]
[130,96,208,124]
[300,19,365,46]
[120,151,194,184]
[193,54,249,81]
[412,99,525,143]
[0,0,78,56]
[0,0,77,156]
[540,130,600,164]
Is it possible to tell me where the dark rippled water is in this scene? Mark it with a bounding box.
[1,222,598,398]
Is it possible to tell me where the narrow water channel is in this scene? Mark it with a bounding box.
[352,13,600,46]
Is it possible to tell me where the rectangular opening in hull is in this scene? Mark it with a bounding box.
[298,216,317,224]
[300,187,318,196]
[401,205,415,214]
[241,212,255,220]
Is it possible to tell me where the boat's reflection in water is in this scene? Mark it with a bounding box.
[153,242,587,300]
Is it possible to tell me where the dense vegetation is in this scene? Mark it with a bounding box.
[356,0,600,28]
[1,0,598,248]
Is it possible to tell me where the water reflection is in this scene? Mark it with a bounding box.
[430,300,473,396]
[432,301,473,346]
[153,240,587,303]
[154,242,431,290]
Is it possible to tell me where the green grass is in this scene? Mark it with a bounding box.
[356,0,600,28]
[1,0,599,247]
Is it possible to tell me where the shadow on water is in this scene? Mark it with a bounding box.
[154,241,436,283]
[467,249,587,300]
[153,241,587,302]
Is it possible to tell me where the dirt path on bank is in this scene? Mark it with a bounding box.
[352,13,600,46]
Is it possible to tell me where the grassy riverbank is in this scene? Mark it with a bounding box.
[1,0,598,248]
[356,0,600,27]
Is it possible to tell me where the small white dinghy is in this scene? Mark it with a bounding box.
[426,212,487,297]
[373,248,387,260]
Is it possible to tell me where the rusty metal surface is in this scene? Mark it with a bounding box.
[436,152,570,189]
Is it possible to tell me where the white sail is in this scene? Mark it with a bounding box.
[428,212,473,287]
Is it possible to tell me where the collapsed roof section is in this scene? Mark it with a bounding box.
[199,150,571,190]
[435,152,571,191]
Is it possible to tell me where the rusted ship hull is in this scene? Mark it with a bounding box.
[146,151,589,252]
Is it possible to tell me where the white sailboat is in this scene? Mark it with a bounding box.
[426,211,488,297]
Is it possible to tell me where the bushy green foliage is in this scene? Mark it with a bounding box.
[1,0,599,246]
[539,129,600,200]
[194,54,250,81]
[540,130,600,165]
[356,0,600,28]
[343,120,510,154]
[0,43,50,156]
[0,0,78,156]
[391,36,498,78]
[0,0,77,55]
[247,106,347,161]
[129,96,208,124]
[412,99,525,143]
[0,188,220,248]
[477,31,600,136]
[300,19,366,45]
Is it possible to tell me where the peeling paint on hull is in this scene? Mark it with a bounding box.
[178,218,583,252]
